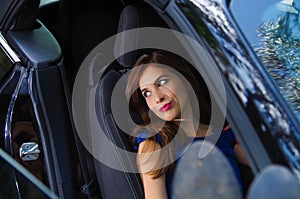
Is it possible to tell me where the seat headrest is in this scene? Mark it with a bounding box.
[114,2,168,68]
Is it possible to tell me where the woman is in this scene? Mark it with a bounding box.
[125,50,248,199]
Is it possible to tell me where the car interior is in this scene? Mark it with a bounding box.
[73,0,254,197]
[0,0,254,198]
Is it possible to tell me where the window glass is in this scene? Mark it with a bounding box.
[0,149,57,199]
[0,45,14,83]
[0,95,57,198]
[11,97,49,198]
[0,157,20,198]
[0,95,52,198]
[230,0,300,119]
[0,54,56,198]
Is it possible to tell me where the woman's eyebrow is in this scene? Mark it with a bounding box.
[154,75,168,84]
[140,75,169,92]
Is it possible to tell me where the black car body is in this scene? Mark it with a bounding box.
[0,0,300,198]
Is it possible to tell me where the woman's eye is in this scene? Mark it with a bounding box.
[157,79,168,86]
[143,91,151,98]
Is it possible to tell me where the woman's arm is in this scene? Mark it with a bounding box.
[137,140,168,199]
[140,171,167,199]
[224,125,249,167]
[233,144,249,166]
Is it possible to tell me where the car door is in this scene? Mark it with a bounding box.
[0,0,82,198]
[177,0,298,169]
[146,0,300,183]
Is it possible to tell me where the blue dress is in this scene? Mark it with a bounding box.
[133,128,243,196]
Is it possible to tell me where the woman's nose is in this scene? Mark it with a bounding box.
[153,89,165,104]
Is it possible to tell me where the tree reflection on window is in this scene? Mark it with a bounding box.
[254,0,300,118]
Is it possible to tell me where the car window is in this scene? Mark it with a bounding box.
[0,148,59,199]
[230,0,300,119]
[0,36,16,83]
[0,47,13,81]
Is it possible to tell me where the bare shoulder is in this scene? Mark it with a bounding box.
[136,139,162,174]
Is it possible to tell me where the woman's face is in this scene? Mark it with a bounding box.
[138,64,190,121]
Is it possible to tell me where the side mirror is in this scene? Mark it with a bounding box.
[247,165,300,199]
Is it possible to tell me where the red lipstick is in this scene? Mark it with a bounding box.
[159,102,172,112]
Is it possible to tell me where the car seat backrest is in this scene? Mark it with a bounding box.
[94,2,168,199]
[94,68,143,199]
[114,2,168,68]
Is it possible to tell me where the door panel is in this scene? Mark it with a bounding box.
[0,1,79,196]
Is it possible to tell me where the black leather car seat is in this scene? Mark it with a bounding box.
[93,2,168,199]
